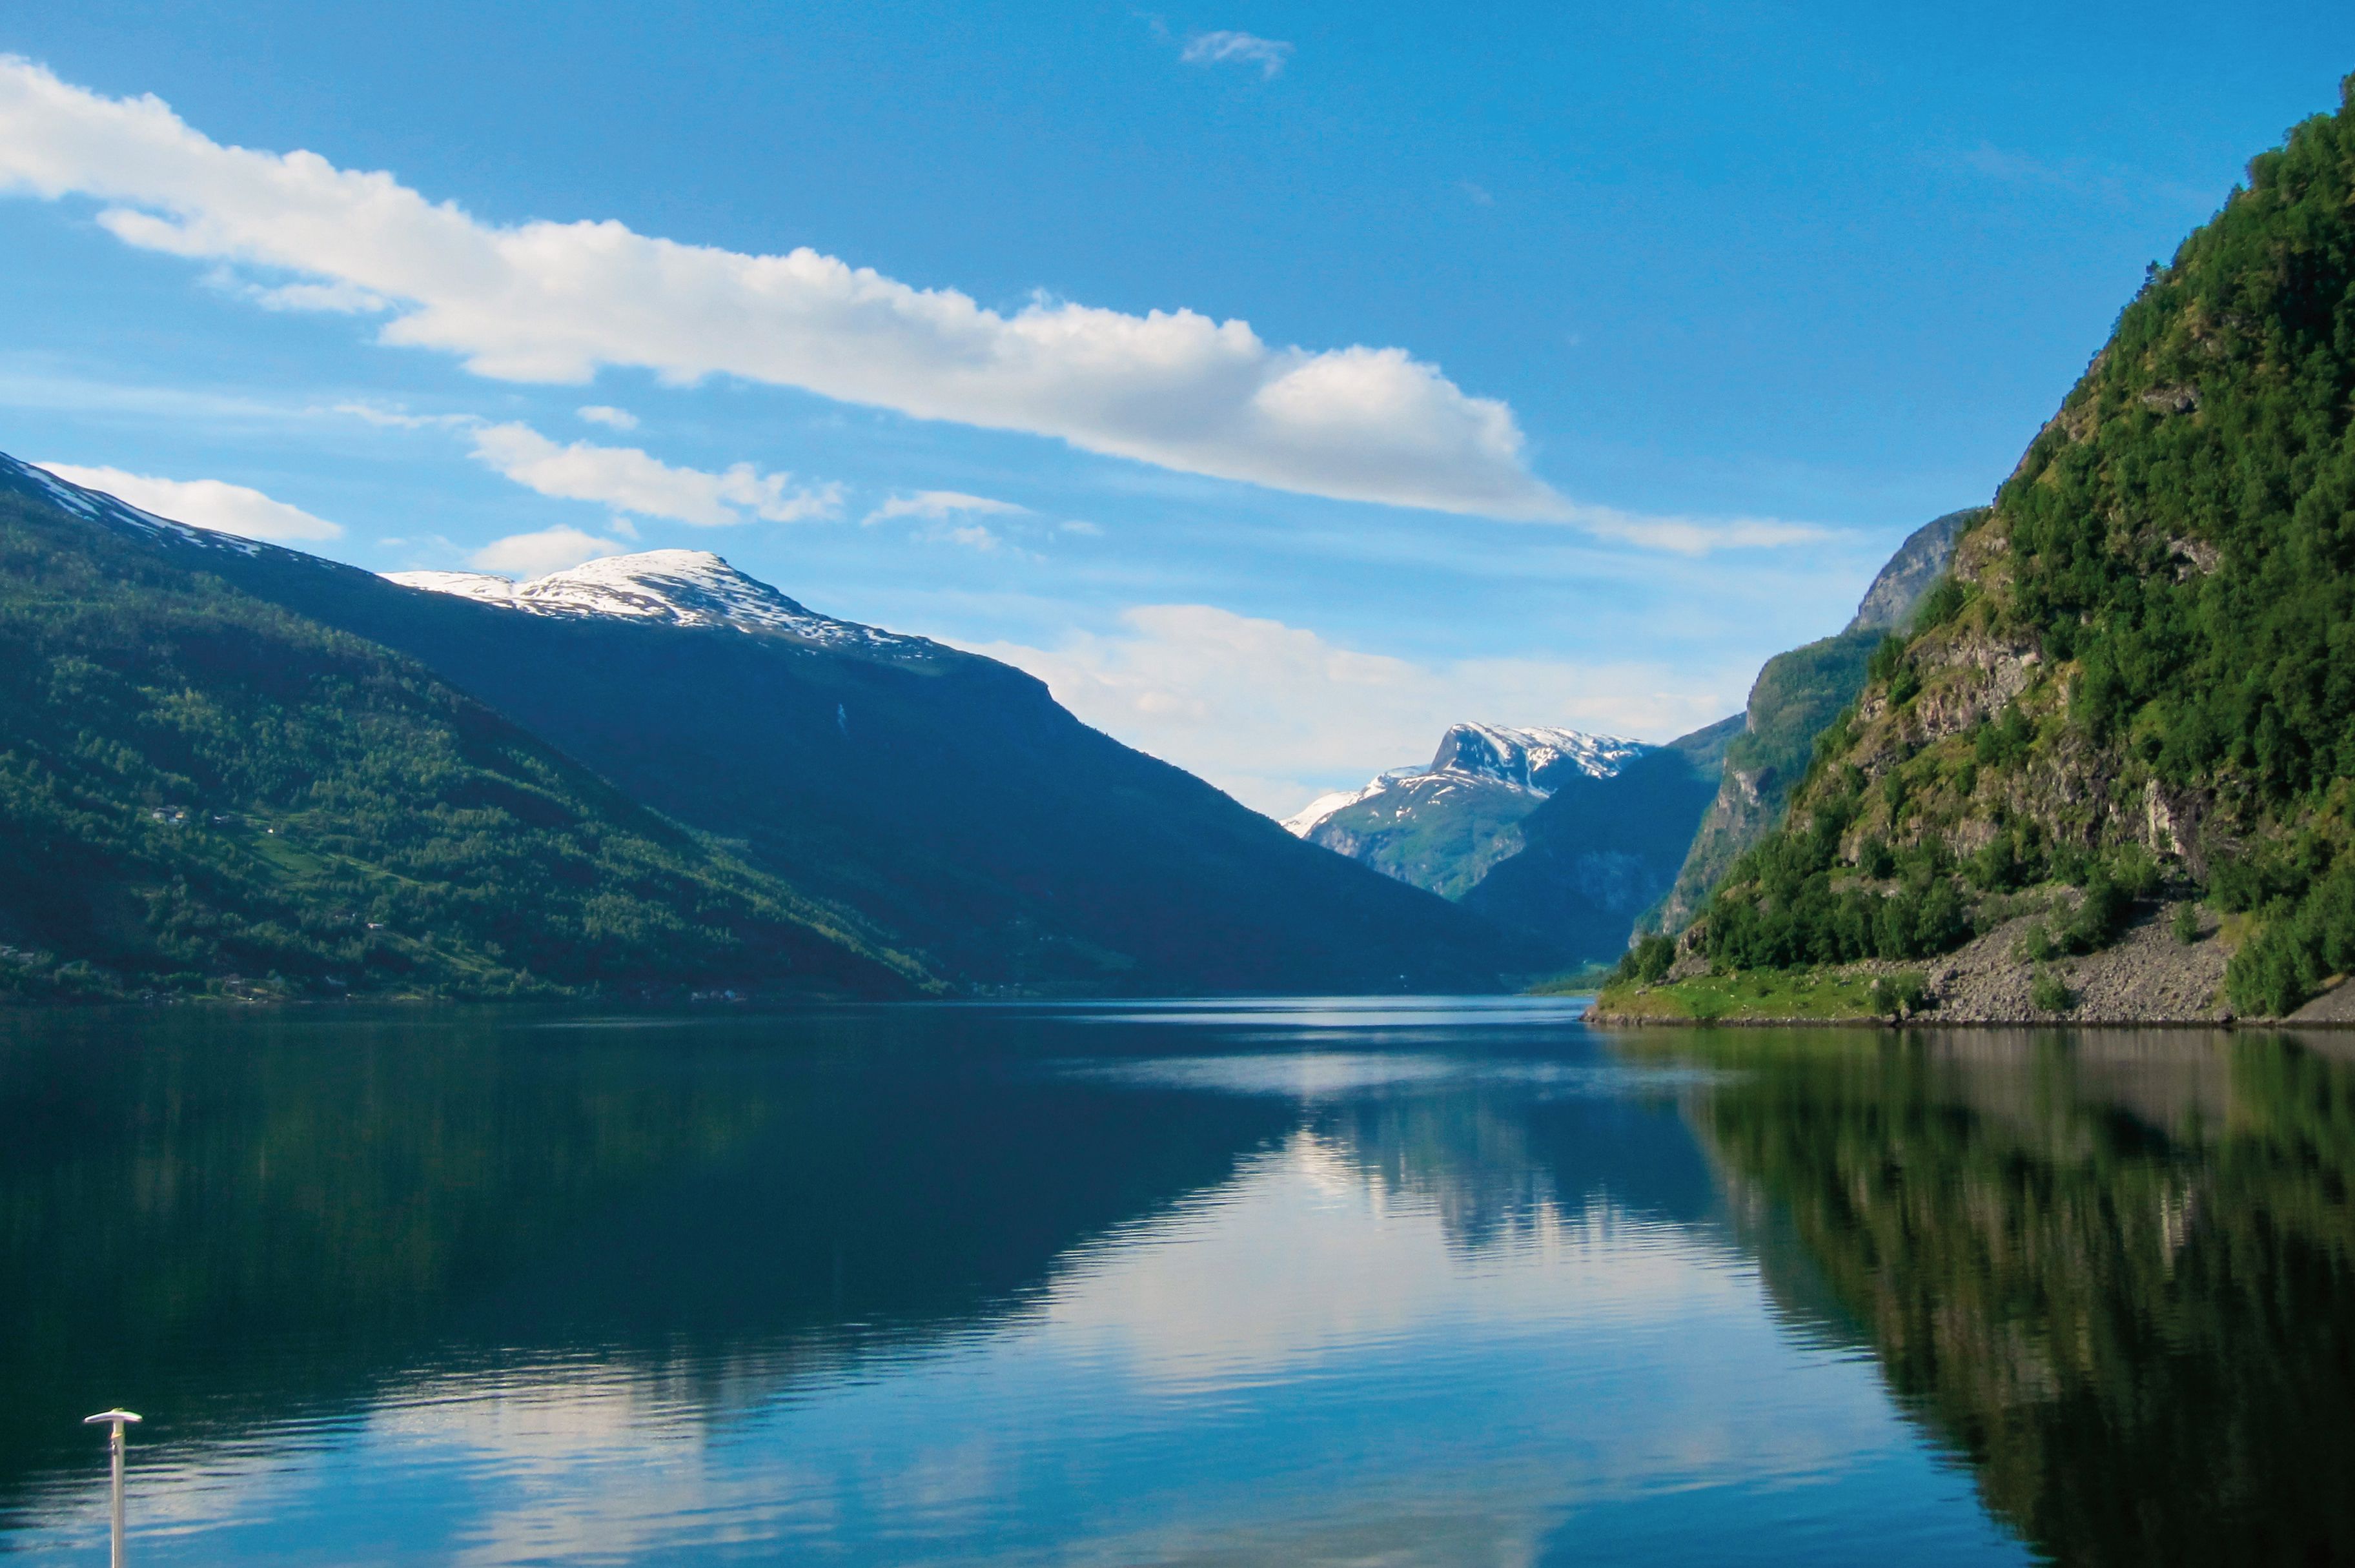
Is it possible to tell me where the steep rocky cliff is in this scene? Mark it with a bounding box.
[1649,510,1982,935]
[1845,509,1978,634]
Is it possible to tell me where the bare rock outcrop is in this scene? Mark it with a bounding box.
[1917,901,2229,1023]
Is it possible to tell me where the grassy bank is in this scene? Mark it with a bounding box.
[1593,968,1882,1023]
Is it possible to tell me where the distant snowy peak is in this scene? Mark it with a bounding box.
[385,549,921,652]
[0,453,265,557]
[1427,723,1645,791]
[1282,723,1649,837]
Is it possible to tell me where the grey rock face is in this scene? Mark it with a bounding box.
[1846,508,1981,634]
[1645,507,1989,939]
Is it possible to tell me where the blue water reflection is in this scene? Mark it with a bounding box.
[1,1000,2044,1563]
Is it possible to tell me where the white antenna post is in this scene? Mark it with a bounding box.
[81,1410,142,1568]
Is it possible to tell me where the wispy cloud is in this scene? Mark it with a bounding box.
[38,461,343,540]
[939,523,1004,553]
[468,423,841,526]
[200,266,391,314]
[1948,141,2215,211]
[861,489,1027,526]
[1562,502,1828,557]
[576,404,638,431]
[864,490,1043,556]
[331,400,474,430]
[1181,30,1294,78]
[0,367,303,425]
[252,278,389,314]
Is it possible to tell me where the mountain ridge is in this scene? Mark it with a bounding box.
[0,453,1531,996]
[1283,723,1644,842]
[385,550,927,655]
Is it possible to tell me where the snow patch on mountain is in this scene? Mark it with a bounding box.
[385,549,921,651]
[0,454,920,657]
[1429,723,1646,793]
[1283,723,1647,836]
[1281,774,1411,837]
[387,570,518,604]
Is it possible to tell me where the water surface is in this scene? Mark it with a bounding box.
[3,999,2350,1563]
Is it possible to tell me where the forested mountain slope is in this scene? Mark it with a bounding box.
[0,463,919,1001]
[1689,79,2355,1017]
[0,454,1527,995]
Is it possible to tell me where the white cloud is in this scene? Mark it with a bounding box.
[576,403,638,431]
[862,489,1027,525]
[467,422,841,525]
[252,277,389,313]
[866,490,1041,555]
[1564,502,1827,557]
[331,400,473,429]
[38,462,342,540]
[0,57,1576,524]
[1059,518,1104,536]
[971,605,1742,817]
[1181,30,1294,77]
[468,525,631,576]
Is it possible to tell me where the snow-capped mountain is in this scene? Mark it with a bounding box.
[385,550,922,653]
[1287,716,1736,968]
[0,454,924,660]
[1282,724,1646,838]
[1429,723,1644,793]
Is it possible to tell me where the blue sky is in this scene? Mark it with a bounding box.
[1,3,2349,813]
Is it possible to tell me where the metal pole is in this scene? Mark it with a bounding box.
[81,1411,141,1568]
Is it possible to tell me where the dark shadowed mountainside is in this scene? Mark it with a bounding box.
[1460,718,1736,967]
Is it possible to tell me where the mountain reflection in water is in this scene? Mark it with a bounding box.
[1671,1026,2355,1567]
[1,1001,2347,1564]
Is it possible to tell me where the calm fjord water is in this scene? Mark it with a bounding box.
[3,1001,2350,1565]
